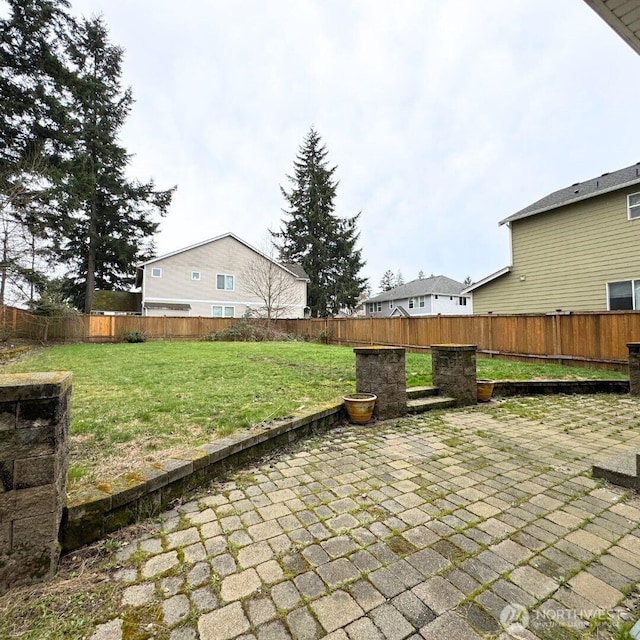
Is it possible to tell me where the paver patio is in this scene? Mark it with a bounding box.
[90,394,640,639]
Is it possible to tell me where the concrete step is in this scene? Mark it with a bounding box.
[407,396,456,413]
[406,386,440,399]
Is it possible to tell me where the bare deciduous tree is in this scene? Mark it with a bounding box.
[240,244,304,326]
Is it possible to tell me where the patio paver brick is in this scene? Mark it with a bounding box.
[77,394,640,640]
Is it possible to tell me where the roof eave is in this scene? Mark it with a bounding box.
[462,266,511,293]
[499,177,640,226]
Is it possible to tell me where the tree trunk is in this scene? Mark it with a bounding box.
[84,200,97,314]
[0,229,7,306]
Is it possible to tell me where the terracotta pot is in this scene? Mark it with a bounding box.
[477,380,495,402]
[343,393,377,424]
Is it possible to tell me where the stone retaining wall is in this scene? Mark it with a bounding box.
[492,380,629,396]
[62,403,344,552]
[0,372,71,593]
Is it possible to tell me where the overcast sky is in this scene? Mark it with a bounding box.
[70,0,640,293]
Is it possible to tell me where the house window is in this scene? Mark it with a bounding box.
[409,296,425,309]
[607,280,640,311]
[151,267,162,278]
[191,271,201,281]
[216,274,234,290]
[459,297,467,306]
[389,301,393,308]
[409,298,414,309]
[628,193,640,220]
[607,280,640,310]
[212,305,234,317]
[367,302,381,313]
[419,296,425,308]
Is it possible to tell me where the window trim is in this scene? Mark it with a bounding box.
[606,278,640,310]
[212,305,235,317]
[216,273,235,291]
[628,192,640,220]
[151,267,162,278]
[191,271,201,281]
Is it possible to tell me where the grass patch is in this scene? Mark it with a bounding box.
[3,341,624,493]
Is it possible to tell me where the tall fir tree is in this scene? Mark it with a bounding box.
[0,0,76,301]
[273,128,366,317]
[1,5,174,311]
[53,15,174,312]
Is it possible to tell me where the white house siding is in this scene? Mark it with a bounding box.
[432,295,473,315]
[142,235,307,318]
[368,294,471,317]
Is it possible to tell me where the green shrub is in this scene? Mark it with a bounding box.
[204,319,305,342]
[122,330,147,343]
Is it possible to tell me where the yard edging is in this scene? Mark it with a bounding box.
[61,402,345,552]
[59,378,630,553]
[492,379,629,396]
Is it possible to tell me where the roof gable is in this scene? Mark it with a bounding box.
[501,162,640,225]
[138,232,309,281]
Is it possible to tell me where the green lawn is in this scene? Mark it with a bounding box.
[3,341,625,491]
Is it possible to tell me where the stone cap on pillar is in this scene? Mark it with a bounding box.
[354,346,406,355]
[0,372,73,402]
[628,342,640,352]
[431,344,477,351]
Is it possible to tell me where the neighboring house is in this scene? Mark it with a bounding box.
[465,162,640,314]
[363,275,472,317]
[136,233,309,318]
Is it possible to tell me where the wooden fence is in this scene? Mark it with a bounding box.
[4,306,640,368]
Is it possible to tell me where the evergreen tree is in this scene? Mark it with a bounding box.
[464,275,473,286]
[0,0,74,178]
[52,15,174,312]
[380,270,396,291]
[273,128,366,317]
[1,5,174,311]
[418,270,425,280]
[0,0,76,301]
[396,270,404,286]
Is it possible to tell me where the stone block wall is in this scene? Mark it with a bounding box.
[0,372,71,593]
[354,347,407,419]
[431,344,477,406]
[628,343,640,396]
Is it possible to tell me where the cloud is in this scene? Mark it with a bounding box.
[70,0,640,290]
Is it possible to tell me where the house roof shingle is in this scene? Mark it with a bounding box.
[501,162,640,226]
[364,275,467,304]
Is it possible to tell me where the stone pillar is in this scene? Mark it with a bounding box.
[0,372,72,593]
[354,346,406,419]
[431,344,477,406]
[628,343,640,396]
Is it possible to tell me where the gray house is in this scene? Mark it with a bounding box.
[363,275,472,317]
